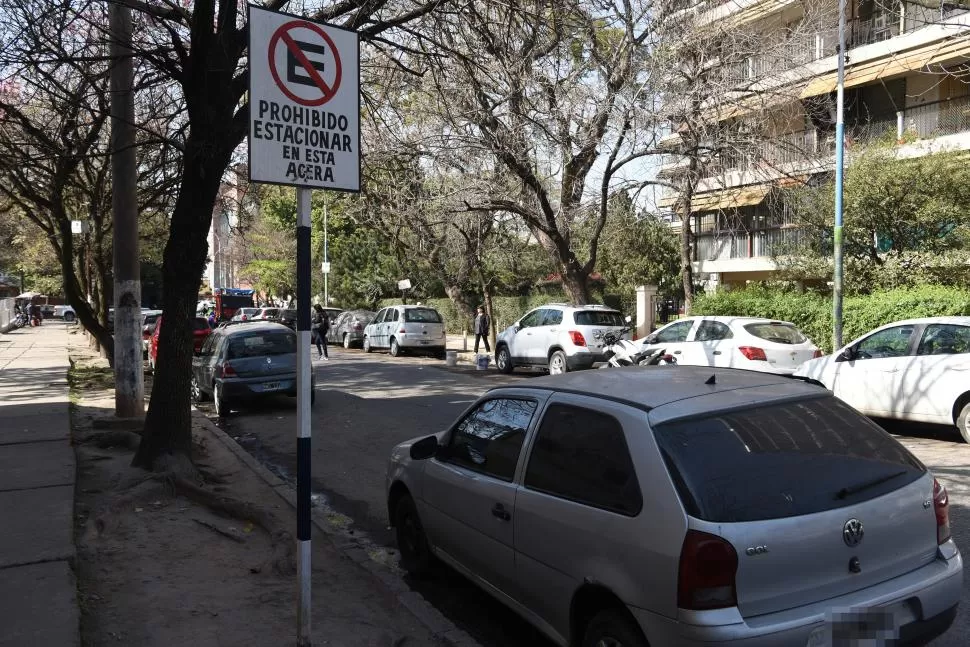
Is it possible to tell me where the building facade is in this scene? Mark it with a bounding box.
[658,0,970,290]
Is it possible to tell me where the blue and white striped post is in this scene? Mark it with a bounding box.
[833,0,847,350]
[296,186,313,646]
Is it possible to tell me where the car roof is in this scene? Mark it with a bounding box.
[869,316,970,328]
[220,321,292,335]
[489,366,821,412]
[665,316,796,326]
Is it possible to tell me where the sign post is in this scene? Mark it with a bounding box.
[248,7,360,646]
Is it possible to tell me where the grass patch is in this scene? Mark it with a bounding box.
[69,363,115,395]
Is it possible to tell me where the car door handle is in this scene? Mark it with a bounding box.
[712,351,722,355]
[491,503,511,521]
[674,350,682,354]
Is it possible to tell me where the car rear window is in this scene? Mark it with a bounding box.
[404,308,442,323]
[262,309,280,317]
[226,333,296,358]
[743,322,807,344]
[192,318,210,331]
[573,310,624,326]
[653,397,924,522]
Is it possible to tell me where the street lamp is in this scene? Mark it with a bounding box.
[833,0,847,350]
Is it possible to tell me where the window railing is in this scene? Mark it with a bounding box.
[695,227,810,261]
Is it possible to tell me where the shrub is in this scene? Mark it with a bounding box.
[693,285,970,353]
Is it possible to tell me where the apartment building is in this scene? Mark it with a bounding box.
[657,0,970,290]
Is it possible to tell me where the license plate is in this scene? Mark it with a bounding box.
[261,382,281,392]
[419,340,429,345]
[815,602,912,645]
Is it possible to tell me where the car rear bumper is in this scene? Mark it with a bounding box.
[566,352,609,371]
[394,334,445,349]
[219,375,299,399]
[632,547,962,646]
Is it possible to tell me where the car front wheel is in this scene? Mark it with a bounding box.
[582,609,648,647]
[389,338,401,357]
[363,337,372,353]
[190,375,207,403]
[394,494,433,576]
[64,312,75,323]
[343,333,351,349]
[548,350,568,375]
[496,346,513,374]
[957,401,970,443]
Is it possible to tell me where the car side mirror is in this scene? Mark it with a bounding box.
[409,435,439,461]
[645,333,658,345]
[837,347,854,362]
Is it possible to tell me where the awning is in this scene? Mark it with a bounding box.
[660,184,772,212]
[801,36,970,100]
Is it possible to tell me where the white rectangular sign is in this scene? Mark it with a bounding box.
[397,279,412,290]
[248,7,360,191]
[321,262,331,274]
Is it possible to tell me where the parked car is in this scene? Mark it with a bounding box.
[148,315,213,372]
[387,367,961,647]
[141,310,164,356]
[363,305,446,358]
[328,309,375,348]
[253,307,281,321]
[495,303,627,375]
[190,321,314,416]
[277,306,341,330]
[230,307,262,322]
[641,316,821,376]
[795,316,970,441]
[54,304,76,322]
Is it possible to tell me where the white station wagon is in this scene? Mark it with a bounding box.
[363,305,446,359]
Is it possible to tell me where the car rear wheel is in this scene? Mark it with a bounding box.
[64,312,75,323]
[190,375,207,403]
[363,337,372,353]
[548,350,568,375]
[343,333,351,349]
[389,338,401,357]
[394,494,433,576]
[213,383,232,416]
[957,401,970,444]
[582,609,648,647]
[496,346,513,374]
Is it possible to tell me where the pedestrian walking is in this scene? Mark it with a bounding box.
[474,306,491,353]
[312,304,330,360]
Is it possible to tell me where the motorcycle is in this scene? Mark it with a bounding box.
[13,312,27,328]
[600,330,676,368]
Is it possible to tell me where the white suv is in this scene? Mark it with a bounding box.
[495,303,627,374]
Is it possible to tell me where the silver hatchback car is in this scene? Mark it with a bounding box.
[386,367,961,647]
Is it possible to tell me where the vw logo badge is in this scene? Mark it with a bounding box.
[843,518,864,547]
[266,357,272,364]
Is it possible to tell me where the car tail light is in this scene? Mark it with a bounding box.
[568,331,586,346]
[220,362,237,378]
[813,349,824,358]
[399,328,407,334]
[353,322,362,330]
[678,530,738,610]
[738,346,767,361]
[934,478,951,545]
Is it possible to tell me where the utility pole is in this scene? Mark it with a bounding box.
[295,188,312,646]
[109,3,143,417]
[323,195,329,306]
[832,0,847,351]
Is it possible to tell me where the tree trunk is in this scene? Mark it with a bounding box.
[679,162,699,315]
[560,261,591,305]
[133,140,229,470]
[444,284,476,331]
[57,219,115,361]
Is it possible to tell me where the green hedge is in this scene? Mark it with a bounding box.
[693,285,970,353]
[380,294,578,334]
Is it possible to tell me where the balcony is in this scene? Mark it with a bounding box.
[658,95,970,179]
[695,226,809,261]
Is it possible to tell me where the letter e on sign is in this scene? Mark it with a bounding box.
[248,6,360,191]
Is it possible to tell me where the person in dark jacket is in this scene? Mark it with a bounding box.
[474,306,490,353]
[312,304,330,360]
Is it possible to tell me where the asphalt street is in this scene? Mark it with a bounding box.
[202,346,970,647]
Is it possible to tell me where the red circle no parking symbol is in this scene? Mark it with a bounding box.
[268,20,343,107]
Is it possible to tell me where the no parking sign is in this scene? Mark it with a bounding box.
[248,6,360,191]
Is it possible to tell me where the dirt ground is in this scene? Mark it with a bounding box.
[69,346,443,647]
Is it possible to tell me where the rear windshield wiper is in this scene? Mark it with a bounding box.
[836,470,908,500]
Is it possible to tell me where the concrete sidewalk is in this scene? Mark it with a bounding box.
[0,323,79,647]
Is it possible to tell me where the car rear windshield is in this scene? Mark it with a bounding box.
[262,309,280,317]
[744,322,807,344]
[192,318,210,331]
[226,333,296,359]
[653,397,924,522]
[404,308,442,323]
[573,310,624,326]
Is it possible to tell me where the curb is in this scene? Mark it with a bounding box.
[192,408,481,647]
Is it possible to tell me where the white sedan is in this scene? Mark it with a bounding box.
[641,316,820,375]
[795,316,970,441]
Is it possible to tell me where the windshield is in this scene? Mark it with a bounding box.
[653,397,924,522]
[744,322,808,345]
[573,310,624,326]
[226,332,296,359]
[404,308,443,323]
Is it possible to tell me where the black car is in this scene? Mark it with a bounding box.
[190,321,314,416]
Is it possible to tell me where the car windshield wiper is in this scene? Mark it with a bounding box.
[835,470,908,500]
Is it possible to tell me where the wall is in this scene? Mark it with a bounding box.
[0,298,15,333]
